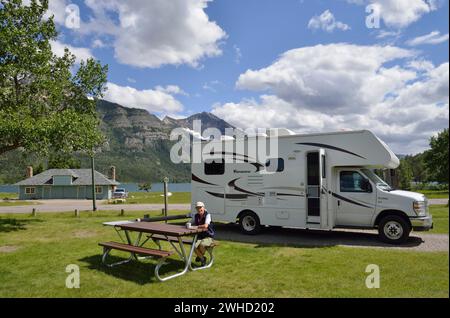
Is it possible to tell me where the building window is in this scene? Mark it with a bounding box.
[265,158,284,173]
[205,159,225,175]
[95,186,103,194]
[25,187,36,195]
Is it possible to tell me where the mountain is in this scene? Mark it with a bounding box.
[89,100,237,183]
[163,112,234,135]
[96,100,234,151]
[0,100,235,184]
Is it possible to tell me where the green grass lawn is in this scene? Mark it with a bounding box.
[0,210,448,298]
[0,193,19,200]
[0,201,38,207]
[430,205,449,235]
[418,190,449,199]
[107,192,191,205]
[0,192,38,207]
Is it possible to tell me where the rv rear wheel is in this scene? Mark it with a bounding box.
[239,211,261,235]
[378,215,411,245]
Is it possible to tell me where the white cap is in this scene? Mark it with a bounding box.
[195,201,205,208]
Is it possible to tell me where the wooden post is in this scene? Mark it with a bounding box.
[120,209,125,216]
[91,155,97,212]
[75,209,79,217]
[32,208,36,217]
[163,177,169,223]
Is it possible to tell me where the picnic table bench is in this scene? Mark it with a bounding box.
[148,233,218,270]
[99,241,174,278]
[100,221,216,281]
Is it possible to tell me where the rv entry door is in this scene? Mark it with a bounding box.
[306,151,325,225]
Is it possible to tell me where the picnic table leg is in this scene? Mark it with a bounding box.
[101,246,134,268]
[123,229,141,261]
[132,232,146,261]
[124,229,132,245]
[165,235,184,259]
[113,226,127,243]
[127,231,153,261]
[154,234,198,282]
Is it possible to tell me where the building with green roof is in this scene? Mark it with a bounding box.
[15,168,119,200]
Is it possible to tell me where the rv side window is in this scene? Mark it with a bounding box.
[340,171,368,193]
[204,159,225,175]
[265,158,284,173]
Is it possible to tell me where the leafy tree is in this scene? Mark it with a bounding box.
[424,129,449,183]
[400,153,429,186]
[48,152,81,169]
[408,153,428,183]
[138,183,152,192]
[398,159,413,190]
[0,0,108,157]
[33,162,44,175]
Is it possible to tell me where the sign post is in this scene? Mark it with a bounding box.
[91,155,97,212]
[163,177,169,223]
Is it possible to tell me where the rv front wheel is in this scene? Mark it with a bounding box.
[239,211,261,235]
[378,215,411,245]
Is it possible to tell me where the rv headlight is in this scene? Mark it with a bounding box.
[413,201,427,216]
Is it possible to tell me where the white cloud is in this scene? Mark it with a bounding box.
[213,95,340,132]
[203,80,221,92]
[406,31,449,46]
[75,0,227,68]
[50,40,94,63]
[45,0,69,25]
[92,39,107,49]
[155,85,189,96]
[376,30,401,39]
[104,83,184,114]
[236,44,414,114]
[308,10,350,32]
[406,60,435,72]
[348,0,438,28]
[23,0,69,25]
[213,44,449,154]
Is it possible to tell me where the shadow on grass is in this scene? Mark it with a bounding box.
[214,223,424,249]
[79,254,188,285]
[0,218,43,233]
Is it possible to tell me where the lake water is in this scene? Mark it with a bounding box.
[119,183,191,193]
[0,183,191,193]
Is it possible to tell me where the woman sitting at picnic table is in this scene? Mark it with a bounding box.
[192,202,215,266]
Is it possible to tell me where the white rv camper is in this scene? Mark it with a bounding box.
[191,130,433,244]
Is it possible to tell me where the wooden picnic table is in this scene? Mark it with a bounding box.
[100,221,211,282]
[119,222,206,237]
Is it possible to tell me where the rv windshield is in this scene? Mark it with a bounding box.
[361,169,393,192]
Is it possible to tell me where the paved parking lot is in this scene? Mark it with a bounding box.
[214,224,449,252]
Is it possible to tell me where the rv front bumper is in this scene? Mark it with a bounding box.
[410,216,433,231]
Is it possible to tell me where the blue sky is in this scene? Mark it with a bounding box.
[47,0,449,154]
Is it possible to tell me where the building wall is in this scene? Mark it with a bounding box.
[19,185,112,200]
